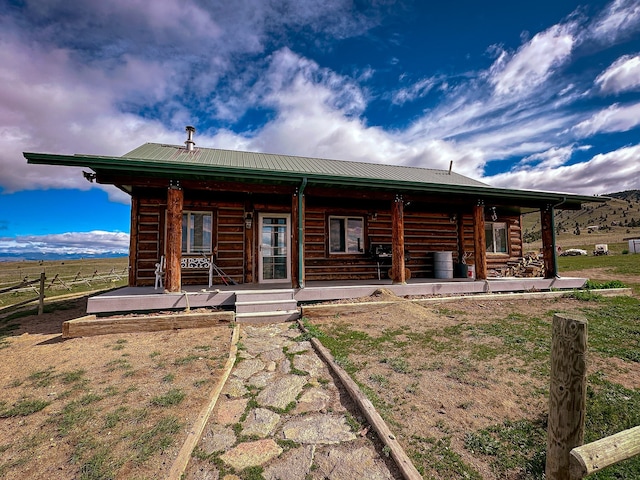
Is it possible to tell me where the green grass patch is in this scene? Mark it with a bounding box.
[584,279,627,289]
[105,358,133,372]
[151,388,185,407]
[27,367,57,388]
[174,354,200,366]
[53,402,95,436]
[104,407,128,429]
[558,252,640,275]
[464,375,640,479]
[0,398,50,417]
[132,416,182,463]
[381,356,410,374]
[581,296,640,363]
[409,434,482,479]
[78,447,120,480]
[60,369,86,384]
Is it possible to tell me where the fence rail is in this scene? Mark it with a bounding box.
[570,426,640,478]
[0,273,45,314]
[0,267,127,312]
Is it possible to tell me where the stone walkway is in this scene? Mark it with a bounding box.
[184,322,401,480]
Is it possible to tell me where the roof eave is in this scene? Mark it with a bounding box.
[24,152,607,208]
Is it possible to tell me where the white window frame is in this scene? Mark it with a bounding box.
[181,210,213,255]
[485,222,508,254]
[329,216,365,254]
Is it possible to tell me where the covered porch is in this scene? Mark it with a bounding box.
[86,275,588,318]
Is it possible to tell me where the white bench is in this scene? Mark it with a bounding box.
[154,255,214,289]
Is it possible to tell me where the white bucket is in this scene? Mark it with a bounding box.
[433,251,453,279]
[467,264,475,279]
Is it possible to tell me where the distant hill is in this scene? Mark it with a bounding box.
[0,252,128,262]
[522,190,640,250]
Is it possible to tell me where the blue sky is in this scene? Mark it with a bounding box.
[1,0,640,257]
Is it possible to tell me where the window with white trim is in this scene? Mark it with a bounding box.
[182,211,213,254]
[329,216,364,254]
[485,222,508,253]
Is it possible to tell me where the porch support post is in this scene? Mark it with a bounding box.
[472,202,488,280]
[128,196,138,287]
[541,204,557,278]
[391,194,406,284]
[165,181,183,293]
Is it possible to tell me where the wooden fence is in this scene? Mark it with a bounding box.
[0,267,127,312]
[546,313,640,479]
[0,273,45,315]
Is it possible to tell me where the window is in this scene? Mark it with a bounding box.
[485,222,508,253]
[329,216,364,254]
[182,211,213,254]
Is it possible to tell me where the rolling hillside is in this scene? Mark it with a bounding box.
[522,190,640,252]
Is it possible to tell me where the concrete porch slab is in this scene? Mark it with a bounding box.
[86,276,588,315]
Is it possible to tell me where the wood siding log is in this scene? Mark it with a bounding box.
[128,196,138,286]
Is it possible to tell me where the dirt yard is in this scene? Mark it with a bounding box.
[306,284,639,479]
[0,296,232,479]
[1,270,638,479]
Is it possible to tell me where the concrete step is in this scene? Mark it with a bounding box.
[235,289,295,303]
[235,310,300,324]
[235,299,298,314]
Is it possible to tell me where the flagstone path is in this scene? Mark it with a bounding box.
[184,322,401,480]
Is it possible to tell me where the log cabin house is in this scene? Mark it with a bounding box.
[25,127,602,316]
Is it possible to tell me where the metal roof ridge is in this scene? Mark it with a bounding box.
[133,142,459,175]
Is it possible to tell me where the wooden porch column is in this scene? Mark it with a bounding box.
[472,203,488,280]
[541,205,557,278]
[128,196,138,287]
[165,182,183,293]
[391,195,406,284]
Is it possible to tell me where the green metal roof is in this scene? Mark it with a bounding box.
[24,142,606,208]
[122,143,488,188]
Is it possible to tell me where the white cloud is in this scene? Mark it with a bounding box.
[517,145,592,170]
[1,0,639,213]
[391,76,438,105]
[488,144,640,195]
[488,23,575,97]
[595,54,640,94]
[589,0,640,44]
[573,102,640,137]
[0,231,130,255]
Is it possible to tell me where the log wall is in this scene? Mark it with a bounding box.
[134,196,164,286]
[130,189,525,285]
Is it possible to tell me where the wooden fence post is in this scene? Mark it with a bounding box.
[38,272,45,316]
[546,313,588,480]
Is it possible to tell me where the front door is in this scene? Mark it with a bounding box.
[258,214,291,283]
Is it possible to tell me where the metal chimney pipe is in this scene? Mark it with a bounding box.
[185,126,196,151]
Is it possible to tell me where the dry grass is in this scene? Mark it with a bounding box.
[0,296,232,479]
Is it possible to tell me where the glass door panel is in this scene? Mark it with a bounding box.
[259,214,290,283]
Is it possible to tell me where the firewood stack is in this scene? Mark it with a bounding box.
[492,253,545,278]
